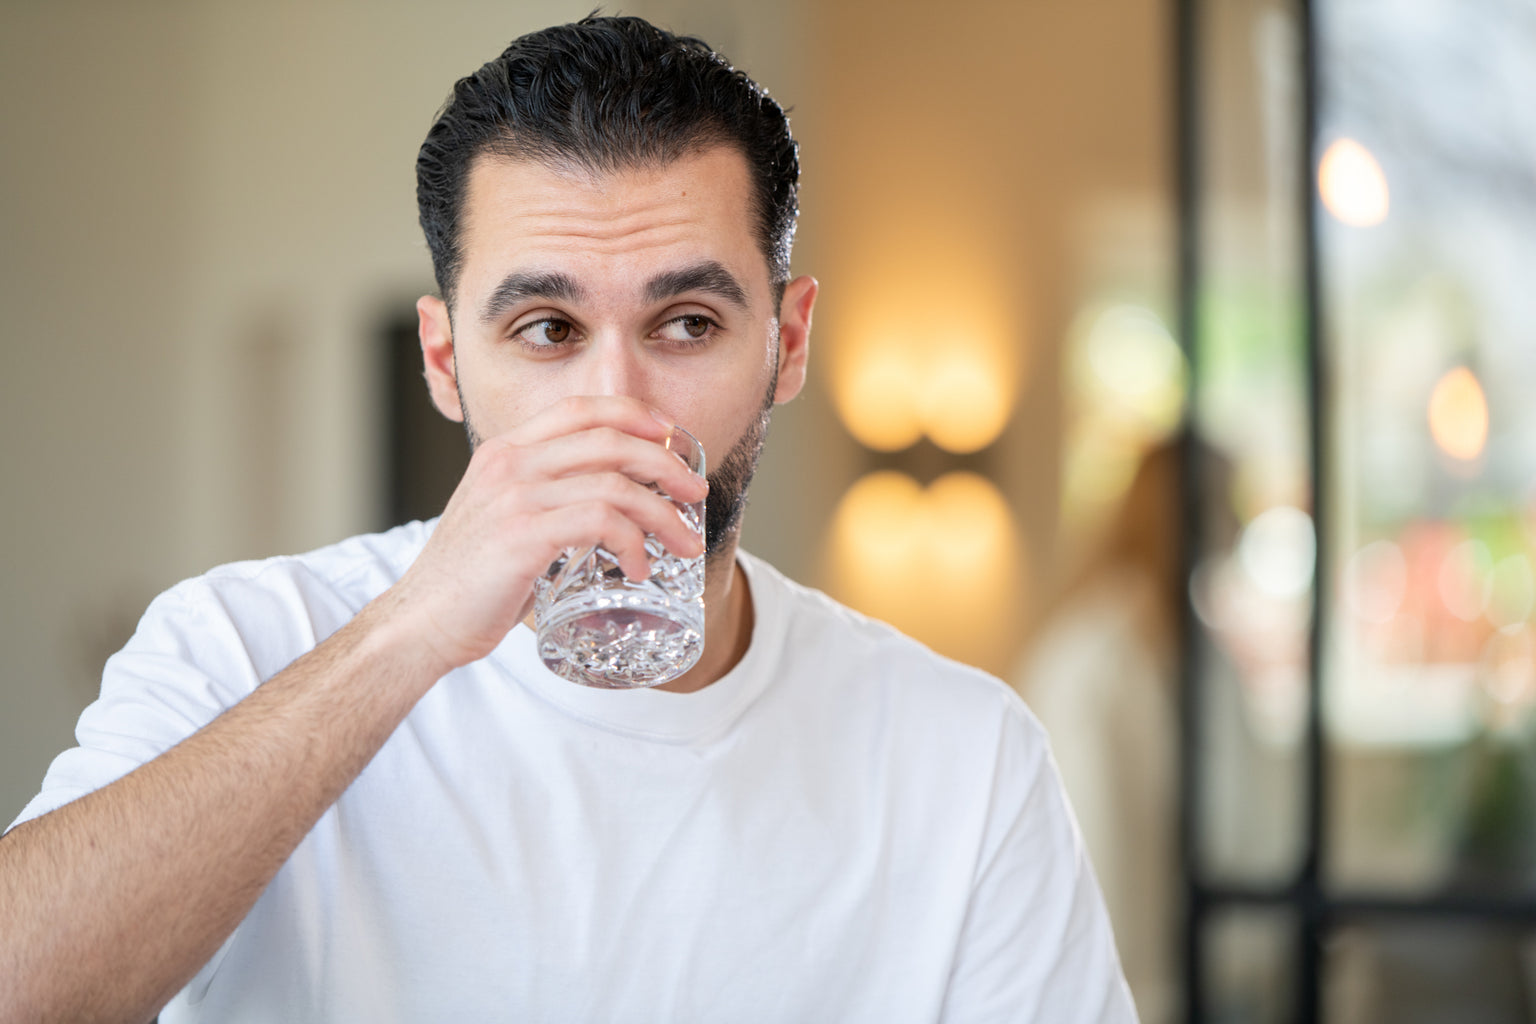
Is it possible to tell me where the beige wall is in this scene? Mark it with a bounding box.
[789,0,1172,672]
[0,1,1167,822]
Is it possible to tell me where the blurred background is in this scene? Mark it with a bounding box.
[3,0,1534,1020]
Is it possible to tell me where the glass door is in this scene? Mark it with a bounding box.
[1179,0,1536,1020]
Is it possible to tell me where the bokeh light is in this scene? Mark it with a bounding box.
[1344,539,1408,624]
[1079,305,1187,436]
[1487,554,1536,632]
[1483,627,1536,724]
[1318,137,1390,227]
[1427,366,1489,462]
[1238,505,1316,599]
[1436,539,1491,623]
[1060,304,1189,544]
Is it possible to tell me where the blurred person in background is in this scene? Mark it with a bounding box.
[1015,440,1244,1024]
[1015,443,1185,1024]
[0,16,1134,1023]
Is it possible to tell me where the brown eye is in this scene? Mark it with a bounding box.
[542,320,571,343]
[655,315,717,345]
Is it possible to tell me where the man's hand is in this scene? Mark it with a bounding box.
[392,396,709,674]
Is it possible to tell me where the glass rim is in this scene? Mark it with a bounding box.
[664,424,705,477]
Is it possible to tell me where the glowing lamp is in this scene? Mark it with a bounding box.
[832,470,926,573]
[829,470,1022,662]
[919,351,1013,454]
[1319,138,1390,227]
[833,348,924,452]
[923,471,1014,575]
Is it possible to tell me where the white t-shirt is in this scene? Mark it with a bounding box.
[11,522,1136,1023]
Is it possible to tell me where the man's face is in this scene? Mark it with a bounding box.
[417,146,814,558]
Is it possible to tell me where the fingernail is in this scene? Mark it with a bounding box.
[649,407,673,428]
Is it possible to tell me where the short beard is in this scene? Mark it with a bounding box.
[703,367,776,562]
[455,355,778,566]
[457,365,484,452]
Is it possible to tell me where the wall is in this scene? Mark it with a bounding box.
[788,0,1172,671]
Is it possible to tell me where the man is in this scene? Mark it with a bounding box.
[1,16,1135,1023]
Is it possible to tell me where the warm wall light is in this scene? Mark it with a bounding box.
[919,349,1013,454]
[829,470,1023,665]
[831,290,1018,455]
[833,340,1016,454]
[1428,366,1489,462]
[922,471,1015,580]
[832,470,927,577]
[833,347,926,452]
[1319,138,1390,227]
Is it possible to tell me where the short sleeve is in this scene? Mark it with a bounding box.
[5,581,266,833]
[939,705,1141,1023]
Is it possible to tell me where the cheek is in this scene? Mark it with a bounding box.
[653,356,764,437]
[452,354,547,437]
[693,378,773,466]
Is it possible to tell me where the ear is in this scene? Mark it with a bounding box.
[772,275,817,404]
[417,294,464,423]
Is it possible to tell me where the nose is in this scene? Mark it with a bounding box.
[579,332,647,400]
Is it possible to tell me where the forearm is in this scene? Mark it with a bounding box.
[0,586,449,1024]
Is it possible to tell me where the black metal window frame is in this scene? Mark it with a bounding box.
[1173,0,1536,1021]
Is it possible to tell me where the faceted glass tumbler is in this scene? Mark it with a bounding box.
[534,426,706,688]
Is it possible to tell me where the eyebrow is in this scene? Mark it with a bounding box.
[478,271,588,326]
[475,259,750,327]
[643,260,749,311]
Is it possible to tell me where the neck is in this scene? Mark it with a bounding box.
[654,541,753,693]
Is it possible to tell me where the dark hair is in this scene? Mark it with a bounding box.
[416,15,799,311]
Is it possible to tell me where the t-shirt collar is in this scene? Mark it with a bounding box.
[492,552,785,744]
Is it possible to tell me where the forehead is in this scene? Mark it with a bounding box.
[457,147,762,300]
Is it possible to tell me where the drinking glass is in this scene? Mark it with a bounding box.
[534,426,706,688]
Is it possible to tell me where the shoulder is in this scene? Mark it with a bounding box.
[740,551,1041,744]
[163,520,429,611]
[195,519,429,597]
[7,524,437,829]
[136,520,434,678]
